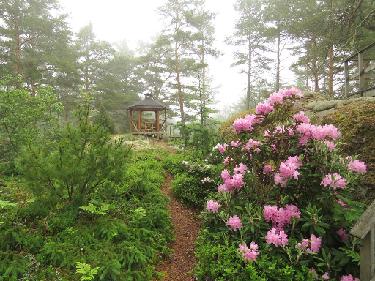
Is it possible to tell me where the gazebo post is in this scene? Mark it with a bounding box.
[137,110,142,131]
[156,110,160,132]
[129,110,133,132]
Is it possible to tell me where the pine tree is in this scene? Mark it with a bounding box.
[227,0,273,109]
[0,0,75,94]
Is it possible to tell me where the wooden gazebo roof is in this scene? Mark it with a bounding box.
[128,94,166,110]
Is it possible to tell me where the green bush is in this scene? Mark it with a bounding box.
[1,148,172,280]
[16,99,129,205]
[0,84,62,173]
[166,153,221,208]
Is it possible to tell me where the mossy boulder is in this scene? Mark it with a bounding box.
[322,100,375,204]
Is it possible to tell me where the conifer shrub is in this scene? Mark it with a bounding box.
[196,88,366,281]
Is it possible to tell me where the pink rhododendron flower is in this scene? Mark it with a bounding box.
[223,157,231,165]
[337,228,348,242]
[321,173,347,190]
[297,234,322,253]
[263,164,273,174]
[309,234,322,253]
[234,163,248,175]
[341,274,359,281]
[267,91,284,105]
[206,200,220,213]
[226,215,242,231]
[322,272,330,280]
[244,138,261,151]
[287,127,294,136]
[296,123,340,145]
[348,160,367,174]
[221,169,231,181]
[293,111,310,124]
[274,156,302,187]
[233,114,260,133]
[217,184,228,193]
[256,102,274,116]
[265,228,288,247]
[296,239,309,250]
[263,204,300,229]
[230,140,241,147]
[217,143,228,154]
[324,140,336,151]
[264,129,271,137]
[281,87,303,98]
[238,242,259,262]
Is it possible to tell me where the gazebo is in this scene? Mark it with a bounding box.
[128,94,167,138]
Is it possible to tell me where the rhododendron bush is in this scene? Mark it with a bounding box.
[196,88,366,281]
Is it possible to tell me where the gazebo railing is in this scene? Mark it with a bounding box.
[350,199,375,281]
[344,42,375,97]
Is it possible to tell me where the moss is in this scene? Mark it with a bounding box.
[322,100,375,204]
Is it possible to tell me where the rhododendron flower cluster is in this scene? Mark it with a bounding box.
[244,138,261,152]
[238,242,259,262]
[274,156,302,187]
[234,163,248,175]
[293,111,310,124]
[220,165,247,192]
[321,173,347,190]
[255,102,274,116]
[230,140,241,147]
[296,234,322,253]
[263,164,273,174]
[296,123,341,145]
[324,140,336,151]
[226,215,242,231]
[233,114,260,133]
[216,143,228,154]
[340,274,360,281]
[233,87,302,133]
[265,228,288,247]
[206,200,220,213]
[263,205,300,229]
[348,159,367,174]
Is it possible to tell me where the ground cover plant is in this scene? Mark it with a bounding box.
[196,88,366,281]
[0,88,172,280]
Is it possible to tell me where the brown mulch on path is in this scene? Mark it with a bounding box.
[157,174,200,281]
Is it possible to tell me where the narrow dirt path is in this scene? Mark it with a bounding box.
[157,174,200,281]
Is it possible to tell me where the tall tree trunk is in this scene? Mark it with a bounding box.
[275,29,281,92]
[175,42,185,126]
[328,0,334,97]
[13,15,22,81]
[328,45,334,97]
[246,35,252,109]
[199,41,206,125]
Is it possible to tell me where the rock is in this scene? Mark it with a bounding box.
[306,100,339,112]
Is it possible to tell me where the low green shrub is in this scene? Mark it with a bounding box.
[0,148,172,280]
[166,152,221,208]
[16,99,129,205]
